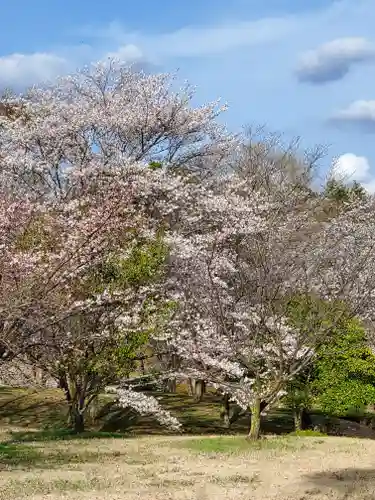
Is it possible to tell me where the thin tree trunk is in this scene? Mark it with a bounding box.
[187,378,194,396]
[58,373,73,426]
[293,407,303,431]
[221,393,230,428]
[166,353,179,393]
[140,359,145,376]
[166,378,177,393]
[247,397,261,440]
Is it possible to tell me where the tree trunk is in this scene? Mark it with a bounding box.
[187,378,193,396]
[293,407,303,431]
[193,380,206,402]
[70,404,85,433]
[86,395,98,425]
[220,394,230,428]
[166,378,177,393]
[247,397,261,440]
[140,359,145,376]
[59,373,87,433]
[165,353,179,393]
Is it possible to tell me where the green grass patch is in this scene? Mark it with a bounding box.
[181,435,294,454]
[289,429,327,437]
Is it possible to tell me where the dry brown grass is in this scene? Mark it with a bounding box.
[1,429,375,499]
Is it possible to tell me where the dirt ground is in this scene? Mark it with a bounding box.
[1,431,375,500]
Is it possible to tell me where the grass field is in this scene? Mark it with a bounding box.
[2,387,375,498]
[1,430,375,499]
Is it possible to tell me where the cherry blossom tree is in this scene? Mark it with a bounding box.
[162,159,375,439]
[0,59,238,431]
[0,59,236,201]
[3,59,375,440]
[0,170,163,428]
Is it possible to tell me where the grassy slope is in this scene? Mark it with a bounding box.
[0,385,295,436]
[0,385,374,441]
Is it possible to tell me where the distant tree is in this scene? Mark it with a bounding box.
[324,178,367,203]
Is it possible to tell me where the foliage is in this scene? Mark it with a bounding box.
[324,178,367,203]
[284,315,375,423]
[312,319,375,416]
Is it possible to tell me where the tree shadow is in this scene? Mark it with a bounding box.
[0,440,130,471]
[305,468,375,499]
[9,428,130,442]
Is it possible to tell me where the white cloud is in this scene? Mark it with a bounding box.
[332,152,375,193]
[333,152,371,180]
[2,0,375,89]
[0,13,294,87]
[296,37,375,84]
[0,52,69,88]
[331,100,375,129]
[106,43,143,62]
[81,1,375,67]
[0,44,144,89]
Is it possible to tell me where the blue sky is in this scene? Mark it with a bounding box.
[1,0,375,188]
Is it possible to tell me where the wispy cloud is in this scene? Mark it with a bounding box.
[295,37,375,84]
[1,1,375,89]
[80,15,296,63]
[0,12,296,88]
[0,52,69,89]
[331,100,375,131]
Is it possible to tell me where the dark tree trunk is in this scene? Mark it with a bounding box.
[164,353,179,393]
[70,405,85,433]
[301,408,313,430]
[58,373,87,433]
[140,359,145,376]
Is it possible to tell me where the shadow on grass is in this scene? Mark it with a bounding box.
[305,468,375,498]
[3,387,374,443]
[9,428,130,443]
[0,440,131,471]
[0,387,68,429]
